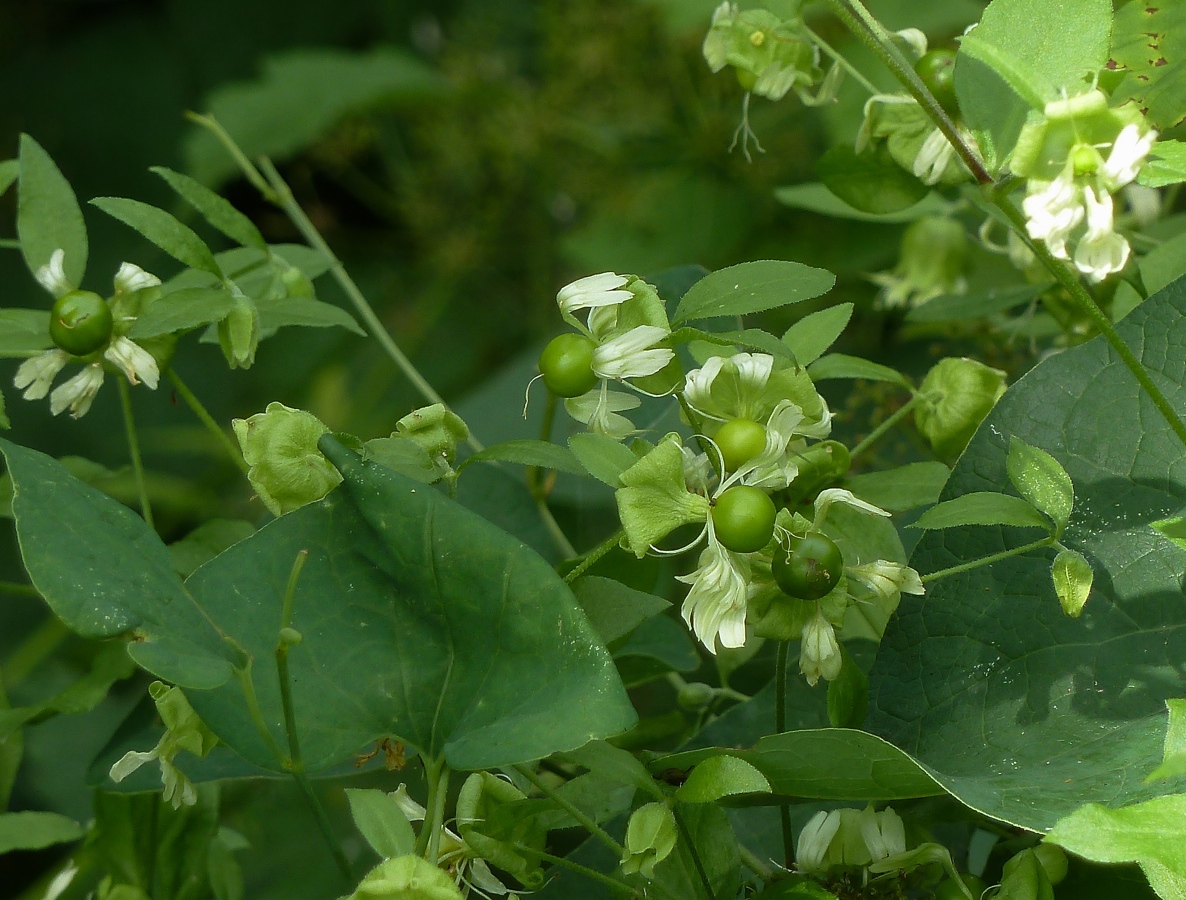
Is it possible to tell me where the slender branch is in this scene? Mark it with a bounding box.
[823,0,992,185]
[739,844,774,880]
[167,369,250,475]
[0,239,20,250]
[528,393,578,558]
[775,641,794,870]
[117,379,154,530]
[672,806,716,900]
[849,394,919,460]
[510,843,648,899]
[184,111,273,198]
[233,662,286,763]
[0,582,39,598]
[921,536,1054,584]
[800,23,880,95]
[563,528,624,584]
[515,763,627,857]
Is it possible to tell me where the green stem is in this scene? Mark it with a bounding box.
[0,239,20,250]
[849,395,919,459]
[185,111,273,198]
[921,536,1054,584]
[528,393,578,559]
[292,769,353,882]
[233,662,287,764]
[2,616,69,688]
[800,23,880,95]
[167,369,250,475]
[563,528,625,584]
[823,0,992,185]
[255,156,483,455]
[673,806,716,900]
[0,582,38,598]
[117,378,154,530]
[739,844,774,880]
[509,843,648,900]
[425,763,450,866]
[515,763,627,857]
[992,196,1186,449]
[775,641,794,870]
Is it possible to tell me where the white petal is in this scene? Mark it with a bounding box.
[565,383,640,439]
[677,530,751,654]
[1101,124,1157,190]
[113,261,161,294]
[49,364,104,418]
[799,611,842,685]
[913,129,954,185]
[796,810,842,873]
[557,272,632,314]
[14,349,69,400]
[104,336,160,389]
[35,249,72,298]
[42,863,79,900]
[592,325,673,380]
[109,749,158,783]
[390,784,427,822]
[813,488,890,527]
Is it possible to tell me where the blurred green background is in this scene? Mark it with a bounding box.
[0,1,994,896]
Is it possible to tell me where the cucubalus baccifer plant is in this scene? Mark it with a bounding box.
[4,0,1186,898]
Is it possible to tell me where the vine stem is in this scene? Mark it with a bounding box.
[823,0,1186,451]
[799,23,880,95]
[0,582,39,598]
[775,641,794,871]
[849,394,918,459]
[514,763,627,858]
[510,843,649,900]
[921,536,1054,584]
[563,528,624,584]
[117,378,154,530]
[528,392,578,558]
[739,844,774,880]
[167,369,250,475]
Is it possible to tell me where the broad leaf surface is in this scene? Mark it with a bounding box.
[1111,2,1186,130]
[671,260,835,324]
[0,812,84,854]
[183,436,636,773]
[808,353,910,386]
[816,145,928,215]
[869,274,1186,831]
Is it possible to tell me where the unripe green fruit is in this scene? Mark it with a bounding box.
[539,334,598,398]
[715,418,767,471]
[933,873,987,900]
[711,485,777,553]
[49,290,113,356]
[915,49,958,116]
[772,531,843,600]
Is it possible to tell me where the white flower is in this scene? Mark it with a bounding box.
[1073,186,1130,282]
[13,349,69,400]
[676,523,753,653]
[796,810,843,873]
[34,249,72,298]
[913,128,956,186]
[49,364,104,418]
[591,325,674,380]
[42,863,79,900]
[1124,183,1162,229]
[113,261,162,294]
[811,488,890,528]
[858,806,906,862]
[1022,173,1084,259]
[683,352,775,419]
[800,609,842,685]
[1101,124,1157,190]
[556,272,632,315]
[847,560,924,604]
[565,384,641,439]
[104,336,160,388]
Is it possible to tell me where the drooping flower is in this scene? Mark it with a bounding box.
[676,519,755,652]
[797,805,908,875]
[49,364,104,419]
[799,608,842,685]
[13,349,69,401]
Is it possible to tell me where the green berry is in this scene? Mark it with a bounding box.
[714,418,767,471]
[915,49,958,116]
[49,290,113,356]
[933,873,987,900]
[772,531,843,600]
[711,485,777,553]
[539,334,598,398]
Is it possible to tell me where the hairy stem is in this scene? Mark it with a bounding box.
[921,536,1054,584]
[117,379,154,530]
[167,369,250,475]
[563,528,625,584]
[515,763,626,858]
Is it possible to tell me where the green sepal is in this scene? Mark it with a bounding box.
[344,855,464,900]
[232,402,342,516]
[914,357,1007,459]
[395,404,469,468]
[455,772,546,890]
[615,435,709,558]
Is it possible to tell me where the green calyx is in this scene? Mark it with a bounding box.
[615,435,710,557]
[345,856,463,900]
[914,357,1006,459]
[395,404,469,467]
[232,402,343,516]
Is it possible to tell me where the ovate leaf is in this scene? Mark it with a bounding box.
[130,288,238,339]
[911,491,1051,531]
[1006,436,1074,534]
[675,755,770,803]
[571,576,670,646]
[461,440,586,476]
[568,433,637,487]
[847,462,950,513]
[17,134,87,287]
[808,354,910,386]
[817,145,929,215]
[671,260,835,324]
[0,812,84,854]
[345,788,416,860]
[782,304,854,367]
[1050,548,1094,618]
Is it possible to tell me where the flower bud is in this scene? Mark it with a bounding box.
[232,402,342,516]
[677,681,716,711]
[345,855,464,900]
[621,803,677,879]
[395,404,469,468]
[871,216,968,310]
[914,358,1006,459]
[1000,848,1055,900]
[218,296,259,369]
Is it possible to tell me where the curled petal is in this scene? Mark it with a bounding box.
[113,261,161,294]
[1101,124,1157,191]
[592,325,673,380]
[14,349,69,400]
[677,529,752,653]
[49,364,104,418]
[556,272,632,315]
[35,249,72,298]
[104,336,160,389]
[813,488,890,529]
[796,810,842,873]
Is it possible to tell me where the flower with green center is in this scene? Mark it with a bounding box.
[797,805,907,875]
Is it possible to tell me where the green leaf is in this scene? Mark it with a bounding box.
[568,433,637,487]
[911,491,1051,531]
[0,160,18,197]
[1006,436,1074,534]
[0,309,53,357]
[847,462,950,513]
[1111,2,1186,131]
[0,812,84,854]
[254,295,364,338]
[670,326,796,360]
[816,145,929,215]
[671,260,835,324]
[363,436,440,484]
[564,740,662,799]
[827,645,869,729]
[868,273,1186,831]
[1148,700,1186,782]
[1046,796,1186,900]
[782,304,853,367]
[129,287,237,339]
[0,439,235,689]
[184,49,444,187]
[169,519,256,578]
[151,167,267,250]
[1051,549,1093,618]
[461,440,586,476]
[807,353,910,386]
[571,576,670,646]
[345,788,417,859]
[17,134,87,288]
[774,182,949,223]
[905,283,1050,324]
[650,803,740,900]
[675,755,770,803]
[179,436,636,773]
[91,197,222,277]
[1139,141,1186,188]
